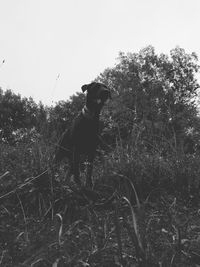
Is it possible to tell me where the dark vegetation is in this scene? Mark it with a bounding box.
[1,46,200,266]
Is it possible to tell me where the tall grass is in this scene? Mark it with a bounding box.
[102,128,200,199]
[1,124,200,266]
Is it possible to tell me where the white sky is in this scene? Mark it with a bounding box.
[0,0,200,105]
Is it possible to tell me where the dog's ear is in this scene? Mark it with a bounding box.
[81,84,88,92]
[81,82,96,92]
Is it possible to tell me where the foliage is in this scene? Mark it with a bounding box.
[97,46,200,153]
[0,89,47,144]
[1,46,200,266]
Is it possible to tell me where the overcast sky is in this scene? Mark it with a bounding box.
[0,0,200,105]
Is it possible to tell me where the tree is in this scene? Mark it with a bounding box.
[96,46,200,153]
[0,89,38,143]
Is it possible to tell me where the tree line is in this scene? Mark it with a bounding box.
[1,46,200,155]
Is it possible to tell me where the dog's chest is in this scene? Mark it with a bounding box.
[71,114,99,151]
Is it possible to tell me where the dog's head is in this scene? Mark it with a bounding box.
[81,82,111,113]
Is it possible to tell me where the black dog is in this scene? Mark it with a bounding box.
[54,82,111,188]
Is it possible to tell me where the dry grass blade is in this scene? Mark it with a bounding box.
[170,253,177,267]
[122,196,145,261]
[0,171,9,180]
[52,258,60,267]
[16,192,29,243]
[55,213,63,245]
[170,225,182,267]
[114,200,124,266]
[113,172,141,208]
[16,232,25,241]
[30,258,45,267]
[0,169,49,201]
[0,250,6,266]
[122,197,140,244]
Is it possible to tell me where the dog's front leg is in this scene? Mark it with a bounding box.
[72,149,82,187]
[85,153,95,188]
